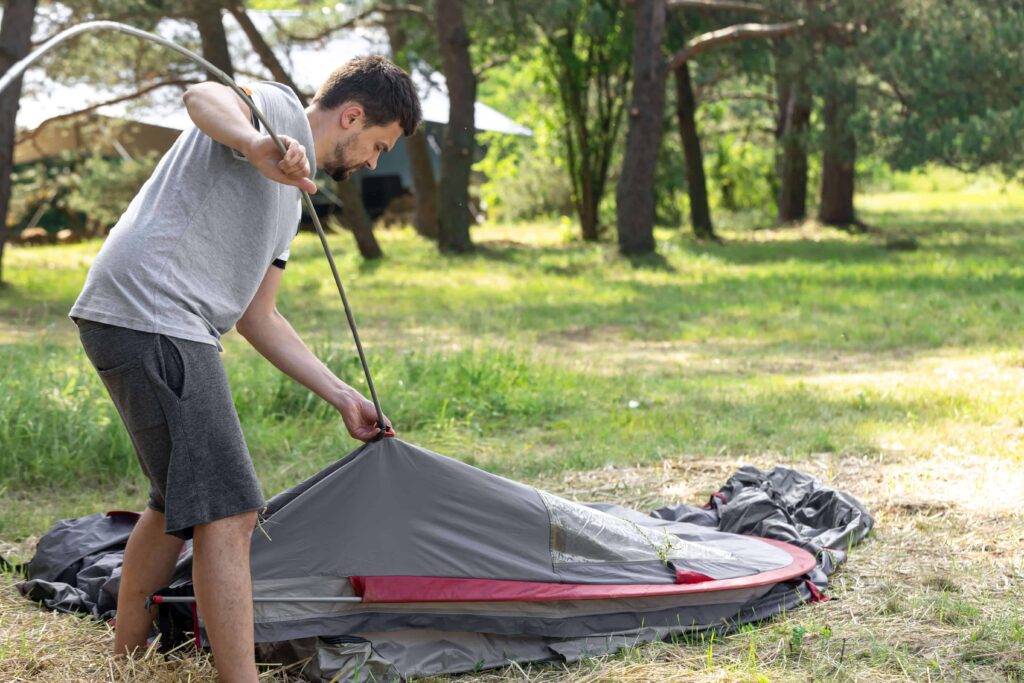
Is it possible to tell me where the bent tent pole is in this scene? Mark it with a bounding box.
[0,20,389,433]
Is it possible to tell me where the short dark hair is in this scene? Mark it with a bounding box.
[312,55,421,136]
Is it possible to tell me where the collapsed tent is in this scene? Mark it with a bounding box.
[15,438,872,681]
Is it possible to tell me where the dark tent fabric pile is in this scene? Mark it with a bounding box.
[10,439,873,681]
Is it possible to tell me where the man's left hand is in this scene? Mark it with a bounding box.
[336,393,394,442]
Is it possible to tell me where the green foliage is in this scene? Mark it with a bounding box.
[858,161,1021,194]
[705,132,776,216]
[475,132,575,222]
[475,51,576,222]
[7,152,159,236]
[33,1,198,89]
[6,154,82,233]
[64,152,161,233]
[532,0,633,237]
[819,0,1024,175]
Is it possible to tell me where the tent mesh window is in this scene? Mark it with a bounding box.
[539,491,736,566]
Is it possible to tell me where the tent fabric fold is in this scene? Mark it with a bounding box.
[14,438,872,681]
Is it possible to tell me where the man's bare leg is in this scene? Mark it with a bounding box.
[113,507,185,655]
[192,510,259,683]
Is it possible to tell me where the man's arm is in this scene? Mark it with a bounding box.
[236,265,391,442]
[182,82,317,194]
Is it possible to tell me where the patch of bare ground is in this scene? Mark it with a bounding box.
[3,450,1021,682]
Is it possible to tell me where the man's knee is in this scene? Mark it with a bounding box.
[195,510,258,539]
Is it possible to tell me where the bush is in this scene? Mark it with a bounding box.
[476,132,575,223]
[7,151,160,237]
[6,153,82,234]
[65,152,161,234]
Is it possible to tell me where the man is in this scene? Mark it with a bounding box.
[69,56,421,682]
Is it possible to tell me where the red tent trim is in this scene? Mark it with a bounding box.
[352,538,815,603]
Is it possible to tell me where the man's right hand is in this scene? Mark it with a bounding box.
[243,134,318,194]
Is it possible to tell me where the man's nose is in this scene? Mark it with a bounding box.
[366,153,380,171]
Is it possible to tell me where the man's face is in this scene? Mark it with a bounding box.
[325,107,404,182]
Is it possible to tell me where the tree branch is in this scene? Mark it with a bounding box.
[700,90,776,104]
[669,20,805,69]
[473,55,509,79]
[271,3,428,42]
[666,0,778,17]
[16,79,197,144]
[269,13,367,43]
[224,0,310,103]
[706,123,777,137]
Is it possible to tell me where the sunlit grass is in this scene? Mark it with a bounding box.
[1,188,1022,539]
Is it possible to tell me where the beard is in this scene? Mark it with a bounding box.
[329,166,354,182]
[326,138,359,182]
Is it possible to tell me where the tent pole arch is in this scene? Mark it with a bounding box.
[0,20,388,432]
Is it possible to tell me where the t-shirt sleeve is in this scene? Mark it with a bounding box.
[229,85,263,162]
[230,82,297,162]
[271,247,289,270]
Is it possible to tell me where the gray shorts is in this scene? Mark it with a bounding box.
[76,319,265,540]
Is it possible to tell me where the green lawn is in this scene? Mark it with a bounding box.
[2,189,1023,681]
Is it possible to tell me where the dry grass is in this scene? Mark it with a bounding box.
[0,582,308,682]
[3,449,1021,682]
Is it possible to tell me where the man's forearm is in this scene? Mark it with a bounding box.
[236,309,359,408]
[182,82,260,157]
[182,83,316,193]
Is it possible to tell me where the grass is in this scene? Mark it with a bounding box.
[2,186,1023,681]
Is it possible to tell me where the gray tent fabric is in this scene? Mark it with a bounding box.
[16,511,137,620]
[651,465,874,575]
[258,636,402,682]
[15,440,872,681]
[248,439,796,588]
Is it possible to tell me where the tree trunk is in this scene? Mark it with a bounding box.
[191,3,233,80]
[579,163,599,241]
[818,80,857,227]
[616,0,667,256]
[404,129,440,239]
[384,15,439,240]
[673,61,714,240]
[335,177,383,260]
[0,0,38,285]
[435,0,476,253]
[580,204,598,241]
[565,113,601,241]
[776,77,811,223]
[223,0,301,94]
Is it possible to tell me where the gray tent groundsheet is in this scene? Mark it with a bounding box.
[14,438,873,681]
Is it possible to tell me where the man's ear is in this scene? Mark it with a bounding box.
[339,104,365,130]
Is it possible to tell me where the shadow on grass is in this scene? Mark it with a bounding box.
[472,240,595,263]
[445,240,682,277]
[622,252,676,273]
[685,238,892,265]
[424,261,1024,351]
[356,255,388,274]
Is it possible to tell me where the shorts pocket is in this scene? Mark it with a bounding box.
[156,335,188,401]
[76,319,114,340]
[97,360,166,433]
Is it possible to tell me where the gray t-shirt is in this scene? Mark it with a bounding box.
[70,82,316,348]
